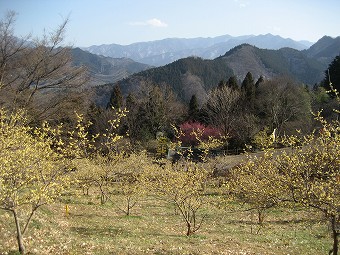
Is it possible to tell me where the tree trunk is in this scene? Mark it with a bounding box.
[83,186,89,195]
[12,209,25,254]
[258,209,265,225]
[100,193,106,204]
[186,222,192,236]
[330,215,339,255]
[126,197,130,216]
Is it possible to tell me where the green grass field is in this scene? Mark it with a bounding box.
[0,187,332,255]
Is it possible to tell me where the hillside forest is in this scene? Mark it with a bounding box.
[0,12,339,255]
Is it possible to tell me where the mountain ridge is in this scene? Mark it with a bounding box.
[73,35,340,107]
[71,47,151,86]
[82,34,313,66]
[304,36,340,65]
[111,43,329,106]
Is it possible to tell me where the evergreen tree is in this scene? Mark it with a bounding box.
[188,94,200,122]
[255,75,264,88]
[146,86,165,135]
[107,85,124,109]
[217,80,227,89]
[322,55,340,96]
[125,93,141,143]
[86,103,103,137]
[227,76,239,90]
[126,93,136,110]
[241,72,256,109]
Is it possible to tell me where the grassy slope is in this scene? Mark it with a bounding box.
[0,187,331,255]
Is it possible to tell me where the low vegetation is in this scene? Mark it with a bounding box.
[0,189,333,255]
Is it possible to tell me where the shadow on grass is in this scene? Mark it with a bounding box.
[68,212,104,219]
[142,228,207,240]
[70,226,130,238]
[119,215,143,219]
[226,218,322,225]
[267,218,323,225]
[70,225,203,241]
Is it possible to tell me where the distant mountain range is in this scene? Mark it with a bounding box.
[112,36,339,104]
[73,35,340,106]
[82,33,314,66]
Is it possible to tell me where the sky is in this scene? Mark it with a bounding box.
[0,0,339,47]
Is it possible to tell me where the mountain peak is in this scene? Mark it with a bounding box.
[112,44,326,109]
[305,35,340,62]
[82,34,313,66]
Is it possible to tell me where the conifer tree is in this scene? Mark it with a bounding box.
[255,75,264,88]
[107,85,124,109]
[241,72,256,109]
[217,80,227,89]
[188,94,200,122]
[227,76,239,90]
[322,55,340,97]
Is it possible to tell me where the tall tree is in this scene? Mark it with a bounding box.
[145,86,166,136]
[124,82,185,143]
[217,79,227,89]
[255,76,312,136]
[205,86,241,136]
[322,55,340,97]
[188,94,200,122]
[125,93,140,143]
[0,11,87,123]
[241,72,256,109]
[255,75,264,88]
[227,75,239,90]
[107,85,124,109]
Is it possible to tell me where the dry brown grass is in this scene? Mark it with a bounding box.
[0,186,331,255]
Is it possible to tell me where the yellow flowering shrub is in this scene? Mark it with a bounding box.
[0,109,74,254]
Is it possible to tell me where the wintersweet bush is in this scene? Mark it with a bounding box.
[0,109,75,254]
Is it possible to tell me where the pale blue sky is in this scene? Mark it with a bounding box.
[1,0,339,47]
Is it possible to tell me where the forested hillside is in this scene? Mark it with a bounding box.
[113,44,326,106]
[304,35,340,64]
[71,48,150,85]
[116,56,233,103]
[72,36,340,113]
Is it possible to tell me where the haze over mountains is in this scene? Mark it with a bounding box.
[82,34,314,67]
[74,34,340,105]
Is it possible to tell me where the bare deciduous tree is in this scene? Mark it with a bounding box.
[0,11,88,122]
[255,76,311,136]
[205,86,241,136]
